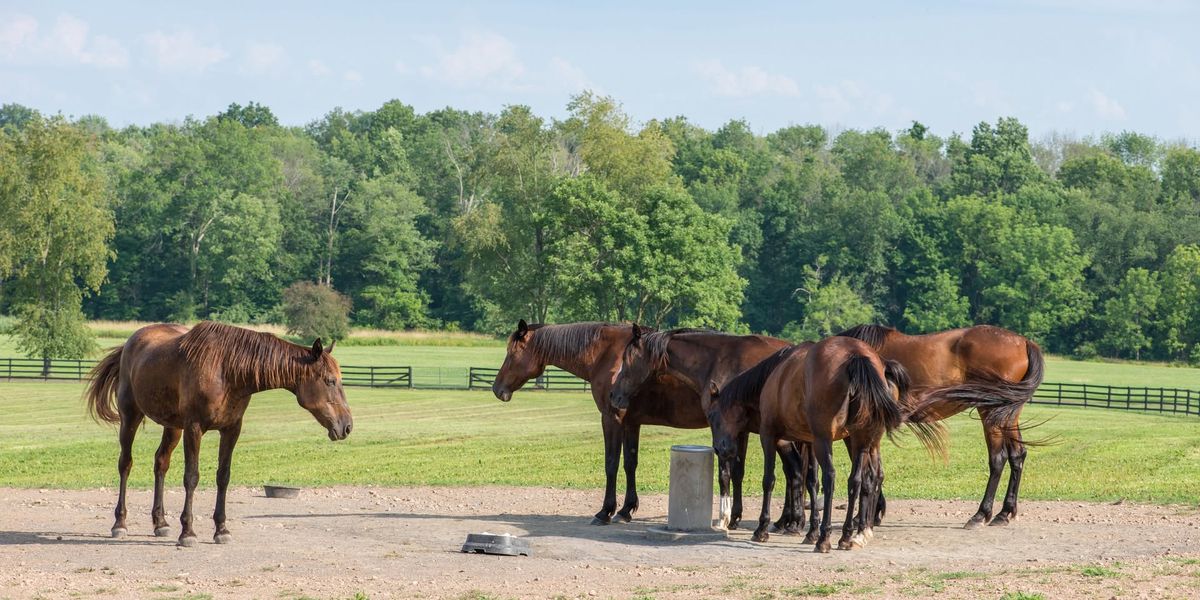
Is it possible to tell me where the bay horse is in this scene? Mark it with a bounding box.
[490,320,803,529]
[607,327,814,533]
[837,324,1044,529]
[85,321,352,547]
[709,336,944,552]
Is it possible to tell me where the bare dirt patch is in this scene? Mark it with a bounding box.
[1,486,1197,599]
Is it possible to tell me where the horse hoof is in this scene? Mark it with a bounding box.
[177,535,198,548]
[802,532,819,545]
[751,530,769,543]
[615,512,633,524]
[153,526,171,538]
[814,540,831,553]
[851,532,867,547]
[110,528,126,539]
[590,516,612,526]
[963,516,987,530]
[837,539,854,550]
[863,528,875,540]
[989,514,1012,527]
[728,519,741,531]
[214,532,233,544]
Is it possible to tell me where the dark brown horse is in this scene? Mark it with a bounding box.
[607,327,813,533]
[85,321,352,547]
[710,336,942,552]
[837,324,1044,529]
[491,320,801,529]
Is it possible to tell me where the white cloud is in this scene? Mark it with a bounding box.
[0,14,127,68]
[549,57,594,92]
[143,30,227,72]
[343,69,362,82]
[694,60,801,98]
[243,42,284,74]
[420,31,526,87]
[1088,88,1126,119]
[308,59,331,77]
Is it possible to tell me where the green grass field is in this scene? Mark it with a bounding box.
[1,380,1197,503]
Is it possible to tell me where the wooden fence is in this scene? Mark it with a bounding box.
[1,357,1195,416]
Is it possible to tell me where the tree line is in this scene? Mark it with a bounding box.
[1,95,1199,364]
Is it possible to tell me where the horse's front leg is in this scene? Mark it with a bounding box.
[177,423,203,547]
[616,422,641,522]
[773,441,805,534]
[728,430,749,530]
[213,420,243,544]
[751,434,777,542]
[592,415,622,525]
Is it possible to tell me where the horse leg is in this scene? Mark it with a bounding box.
[838,443,864,550]
[965,422,1007,530]
[616,422,640,522]
[213,420,243,544]
[177,423,203,547]
[874,463,887,527]
[592,416,622,525]
[858,446,882,543]
[772,441,804,534]
[803,442,821,544]
[751,434,777,542]
[813,437,835,553]
[728,430,749,530]
[151,427,182,537]
[990,426,1027,527]
[111,399,143,539]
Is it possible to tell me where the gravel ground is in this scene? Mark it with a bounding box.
[1,486,1198,599]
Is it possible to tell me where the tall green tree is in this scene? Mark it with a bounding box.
[1100,268,1161,359]
[0,117,114,372]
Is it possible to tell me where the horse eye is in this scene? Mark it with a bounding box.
[325,378,336,386]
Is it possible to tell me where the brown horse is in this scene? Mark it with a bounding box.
[607,327,813,533]
[837,324,1044,529]
[490,320,801,529]
[85,321,352,547]
[710,336,941,552]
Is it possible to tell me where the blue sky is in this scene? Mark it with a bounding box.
[2,1,1198,140]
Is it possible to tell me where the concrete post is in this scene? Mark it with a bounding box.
[666,445,714,530]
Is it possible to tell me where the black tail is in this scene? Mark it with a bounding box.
[910,340,1045,432]
[716,344,807,409]
[887,358,950,460]
[845,355,903,437]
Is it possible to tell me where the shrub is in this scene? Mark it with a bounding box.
[282,282,351,342]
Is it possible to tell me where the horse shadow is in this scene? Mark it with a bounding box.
[0,530,172,547]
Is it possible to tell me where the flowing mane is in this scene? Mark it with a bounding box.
[178,321,334,389]
[836,324,898,350]
[638,328,738,369]
[522,322,614,365]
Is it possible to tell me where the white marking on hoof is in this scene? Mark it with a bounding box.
[850,532,866,547]
[716,496,732,530]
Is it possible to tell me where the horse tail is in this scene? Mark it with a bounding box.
[717,344,806,408]
[85,346,123,423]
[845,355,903,438]
[886,358,950,460]
[910,339,1046,433]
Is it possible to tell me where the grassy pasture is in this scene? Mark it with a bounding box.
[1,381,1197,503]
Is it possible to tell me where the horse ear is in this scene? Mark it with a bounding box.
[327,340,336,354]
[515,319,529,341]
[311,338,324,357]
[709,381,721,398]
[630,323,641,344]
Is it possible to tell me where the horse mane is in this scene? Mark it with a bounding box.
[717,344,808,409]
[524,322,615,365]
[836,324,898,350]
[639,328,730,369]
[178,321,333,389]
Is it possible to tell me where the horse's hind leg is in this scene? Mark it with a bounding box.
[151,427,182,537]
[838,443,865,550]
[616,423,641,522]
[772,441,805,534]
[966,422,1007,530]
[111,392,143,539]
[213,420,243,544]
[803,442,820,544]
[177,423,203,547]
[812,437,836,553]
[990,425,1027,527]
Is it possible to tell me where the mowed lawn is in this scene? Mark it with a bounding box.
[1,381,1198,504]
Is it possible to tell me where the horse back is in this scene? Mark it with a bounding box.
[119,323,196,426]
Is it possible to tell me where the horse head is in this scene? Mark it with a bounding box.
[492,319,542,402]
[294,338,353,441]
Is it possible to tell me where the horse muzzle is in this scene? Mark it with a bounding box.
[493,384,513,402]
[713,437,737,462]
[328,419,353,441]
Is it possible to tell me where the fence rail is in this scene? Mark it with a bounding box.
[1,357,1196,416]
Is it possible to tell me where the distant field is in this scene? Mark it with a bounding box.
[1,331,1196,389]
[0,381,1197,503]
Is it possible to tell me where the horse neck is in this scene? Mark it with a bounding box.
[230,345,322,396]
[530,325,613,381]
[658,336,713,394]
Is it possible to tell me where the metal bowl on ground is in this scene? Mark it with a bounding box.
[263,485,301,499]
[461,532,531,556]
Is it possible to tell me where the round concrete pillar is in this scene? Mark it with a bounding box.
[666,444,715,531]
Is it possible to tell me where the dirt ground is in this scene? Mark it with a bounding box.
[1,486,1198,600]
